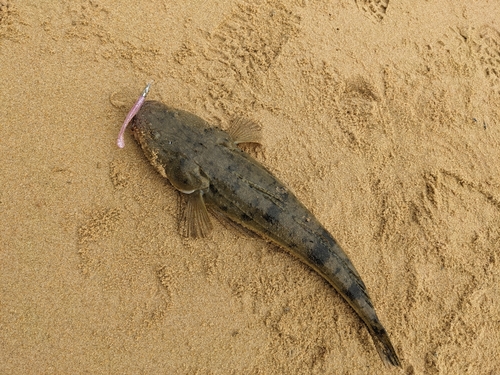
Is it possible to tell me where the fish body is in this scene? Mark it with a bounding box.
[130,100,400,367]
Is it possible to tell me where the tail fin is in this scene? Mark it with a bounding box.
[369,326,401,367]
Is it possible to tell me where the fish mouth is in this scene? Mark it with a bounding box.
[130,117,151,147]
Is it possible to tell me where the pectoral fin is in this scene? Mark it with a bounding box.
[180,191,213,238]
[228,118,262,145]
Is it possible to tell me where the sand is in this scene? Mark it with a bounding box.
[1,0,499,374]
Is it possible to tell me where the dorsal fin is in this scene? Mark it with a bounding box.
[227,117,263,145]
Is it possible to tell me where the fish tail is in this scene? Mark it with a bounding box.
[368,325,401,368]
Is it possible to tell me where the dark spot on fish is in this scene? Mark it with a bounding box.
[263,213,277,225]
[232,180,241,191]
[266,205,280,222]
[309,242,330,266]
[241,213,252,221]
[371,324,386,336]
[345,283,364,302]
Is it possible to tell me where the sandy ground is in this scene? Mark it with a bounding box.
[1,0,500,374]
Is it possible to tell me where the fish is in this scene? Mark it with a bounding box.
[117,84,401,367]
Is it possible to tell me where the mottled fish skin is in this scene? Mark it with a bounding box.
[130,100,401,367]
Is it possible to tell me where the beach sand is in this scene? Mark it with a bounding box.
[1,0,499,373]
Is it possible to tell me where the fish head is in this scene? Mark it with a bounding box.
[130,100,187,179]
[131,101,212,193]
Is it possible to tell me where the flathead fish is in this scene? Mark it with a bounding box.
[117,84,401,367]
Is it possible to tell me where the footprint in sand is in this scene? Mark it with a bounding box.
[471,25,500,89]
[355,0,389,22]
